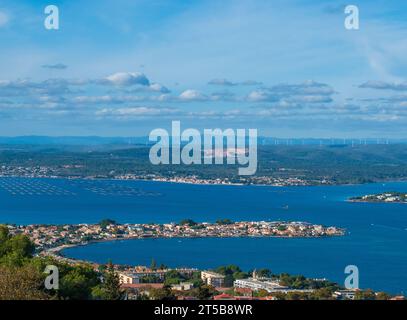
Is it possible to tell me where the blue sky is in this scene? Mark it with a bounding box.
[0,0,407,137]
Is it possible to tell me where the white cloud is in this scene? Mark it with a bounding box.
[148,83,170,93]
[359,80,407,91]
[247,81,335,104]
[208,78,263,86]
[96,106,179,118]
[103,72,150,86]
[247,90,276,102]
[73,95,136,104]
[42,63,68,70]
[0,11,9,27]
[208,78,237,86]
[179,89,208,101]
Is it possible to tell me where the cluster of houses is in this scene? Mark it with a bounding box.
[7,224,106,250]
[115,173,317,187]
[118,268,405,301]
[0,167,318,187]
[6,220,345,253]
[351,192,407,203]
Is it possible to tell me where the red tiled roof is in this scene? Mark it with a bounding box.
[121,283,164,289]
[213,293,234,300]
[235,288,253,295]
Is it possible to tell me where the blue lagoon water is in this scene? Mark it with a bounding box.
[0,177,406,294]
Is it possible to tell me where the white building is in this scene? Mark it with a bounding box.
[118,273,140,284]
[234,278,288,293]
[201,271,225,288]
[333,290,357,300]
[171,282,194,291]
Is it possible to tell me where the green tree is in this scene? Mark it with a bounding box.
[224,274,235,287]
[8,234,35,258]
[285,292,307,300]
[0,225,10,244]
[59,265,99,300]
[179,219,197,226]
[355,289,376,300]
[256,268,272,278]
[214,265,249,287]
[196,285,217,299]
[164,270,184,286]
[311,287,334,300]
[253,289,269,297]
[99,219,117,229]
[149,286,176,300]
[93,262,123,300]
[216,219,233,225]
[375,292,390,300]
[0,265,50,300]
[150,258,157,271]
[0,226,35,267]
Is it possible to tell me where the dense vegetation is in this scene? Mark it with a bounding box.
[0,225,123,300]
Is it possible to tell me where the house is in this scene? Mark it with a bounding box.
[234,287,253,296]
[201,271,225,288]
[234,278,288,293]
[118,272,140,284]
[333,290,357,300]
[121,283,164,299]
[171,282,194,291]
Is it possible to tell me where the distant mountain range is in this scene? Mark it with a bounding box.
[0,136,149,145]
[0,136,406,146]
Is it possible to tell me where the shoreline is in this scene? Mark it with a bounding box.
[348,192,407,204]
[348,199,407,204]
[1,174,407,188]
[18,220,346,266]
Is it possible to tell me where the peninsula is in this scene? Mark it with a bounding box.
[349,192,407,203]
[5,220,345,260]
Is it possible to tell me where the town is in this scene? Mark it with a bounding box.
[0,165,321,186]
[6,219,345,255]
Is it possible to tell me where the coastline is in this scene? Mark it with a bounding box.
[348,191,407,204]
[1,174,407,188]
[22,219,346,266]
[348,199,407,204]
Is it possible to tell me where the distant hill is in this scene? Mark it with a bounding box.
[0,143,406,185]
[0,136,406,146]
[0,136,150,145]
